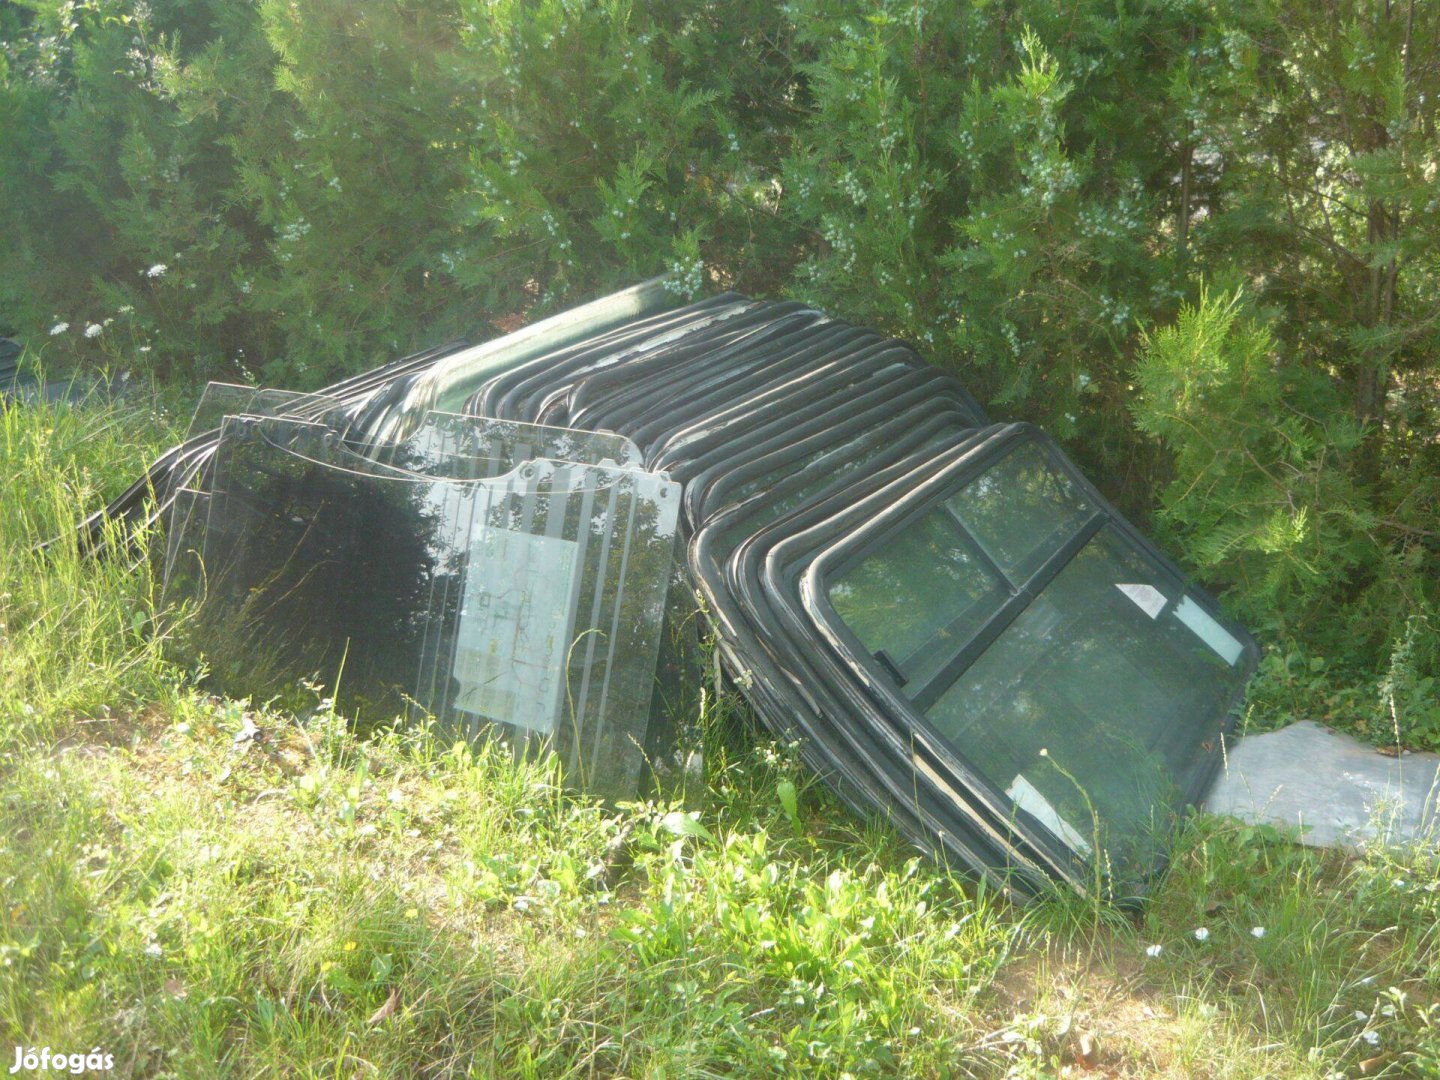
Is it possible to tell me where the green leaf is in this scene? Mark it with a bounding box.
[777,780,800,831]
[660,811,714,844]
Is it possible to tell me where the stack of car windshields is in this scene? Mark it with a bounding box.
[87,280,1259,900]
[447,295,1258,901]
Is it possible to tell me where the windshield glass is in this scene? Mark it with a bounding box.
[924,525,1247,875]
[943,441,1091,580]
[825,440,1250,879]
[826,510,1007,685]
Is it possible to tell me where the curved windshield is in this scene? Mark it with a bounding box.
[826,440,1251,877]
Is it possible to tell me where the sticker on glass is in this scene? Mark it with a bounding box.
[1115,582,1167,619]
[1174,596,1244,665]
[451,528,584,733]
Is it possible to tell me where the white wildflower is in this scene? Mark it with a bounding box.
[1362,1031,1380,1047]
[1250,926,1266,938]
[1193,927,1210,942]
[144,942,163,958]
[1145,944,1163,958]
[84,323,103,339]
[49,321,69,335]
[146,263,168,278]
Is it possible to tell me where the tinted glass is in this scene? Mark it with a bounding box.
[923,526,1248,880]
[828,511,1006,680]
[944,442,1090,580]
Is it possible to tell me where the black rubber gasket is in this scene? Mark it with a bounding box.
[694,425,1056,896]
[766,424,1260,898]
[474,295,759,421]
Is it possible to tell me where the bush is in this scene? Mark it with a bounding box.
[3,0,1438,742]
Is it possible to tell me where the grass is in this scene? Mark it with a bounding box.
[3,393,1440,1077]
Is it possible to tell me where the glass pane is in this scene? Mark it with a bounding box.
[168,399,395,604]
[181,415,679,799]
[827,511,1007,681]
[186,382,349,439]
[169,396,645,603]
[923,526,1249,881]
[161,486,208,607]
[945,442,1090,581]
[373,411,643,476]
[188,385,640,475]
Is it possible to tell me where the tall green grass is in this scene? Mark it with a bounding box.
[0,388,183,750]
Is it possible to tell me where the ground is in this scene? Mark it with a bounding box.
[2,393,1439,1078]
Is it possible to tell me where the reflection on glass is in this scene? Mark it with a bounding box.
[923,526,1246,881]
[176,416,679,799]
[375,412,643,476]
[945,442,1090,580]
[161,486,208,607]
[828,512,1006,683]
[186,382,350,440]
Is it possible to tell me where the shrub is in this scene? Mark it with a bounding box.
[4,0,1438,741]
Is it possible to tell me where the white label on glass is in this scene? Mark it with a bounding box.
[1174,596,1244,665]
[1007,774,1093,856]
[451,528,584,734]
[1116,582,1166,619]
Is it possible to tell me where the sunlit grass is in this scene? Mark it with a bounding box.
[3,394,1439,1077]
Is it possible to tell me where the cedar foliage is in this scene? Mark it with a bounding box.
[2,0,1437,743]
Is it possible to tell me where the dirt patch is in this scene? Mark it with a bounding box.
[987,941,1208,1076]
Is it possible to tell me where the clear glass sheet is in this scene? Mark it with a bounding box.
[168,397,645,604]
[922,525,1249,879]
[372,411,643,476]
[170,388,353,600]
[638,559,707,785]
[188,386,638,478]
[944,442,1091,581]
[161,486,208,606]
[186,382,351,439]
[182,415,680,798]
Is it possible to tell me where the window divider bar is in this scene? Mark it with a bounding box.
[907,511,1108,712]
